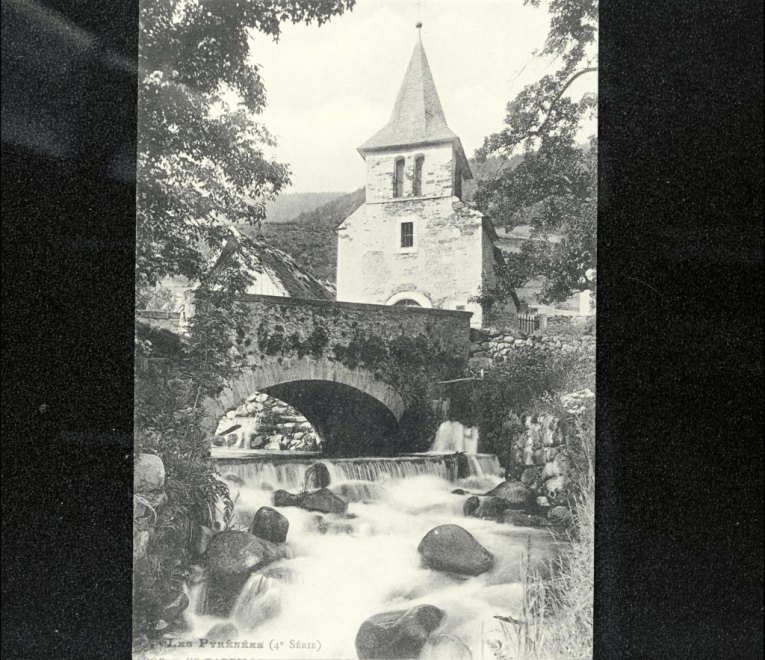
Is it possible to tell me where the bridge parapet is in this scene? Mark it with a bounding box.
[235,294,472,363]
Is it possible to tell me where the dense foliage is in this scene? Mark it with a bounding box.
[243,188,365,284]
[463,347,594,463]
[473,0,597,304]
[136,0,356,291]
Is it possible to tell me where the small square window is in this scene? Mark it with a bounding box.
[400,222,414,248]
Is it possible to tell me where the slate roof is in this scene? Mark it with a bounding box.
[359,35,472,177]
[210,227,333,300]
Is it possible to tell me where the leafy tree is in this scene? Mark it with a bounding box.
[474,0,597,304]
[136,0,356,292]
[133,2,355,641]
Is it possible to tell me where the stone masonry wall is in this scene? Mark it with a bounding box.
[337,196,489,326]
[467,324,596,371]
[213,393,321,452]
[237,294,473,364]
[364,143,455,202]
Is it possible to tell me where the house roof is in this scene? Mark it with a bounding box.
[210,227,333,301]
[358,32,472,177]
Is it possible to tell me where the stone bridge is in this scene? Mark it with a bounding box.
[192,294,473,456]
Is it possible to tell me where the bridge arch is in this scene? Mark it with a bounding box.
[202,357,407,457]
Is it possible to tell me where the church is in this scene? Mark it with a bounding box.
[336,27,512,328]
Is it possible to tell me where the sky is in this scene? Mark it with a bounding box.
[246,0,597,193]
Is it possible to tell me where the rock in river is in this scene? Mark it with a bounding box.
[204,530,289,577]
[484,480,534,509]
[204,622,239,643]
[273,489,300,507]
[299,488,348,515]
[463,495,508,521]
[304,462,331,489]
[249,506,289,544]
[355,604,445,659]
[417,524,494,576]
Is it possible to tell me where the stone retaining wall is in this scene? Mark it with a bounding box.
[468,325,595,370]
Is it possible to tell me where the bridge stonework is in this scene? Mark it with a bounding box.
[198,294,473,455]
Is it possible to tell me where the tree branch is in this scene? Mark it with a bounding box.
[529,67,597,139]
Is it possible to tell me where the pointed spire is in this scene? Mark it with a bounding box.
[359,32,459,153]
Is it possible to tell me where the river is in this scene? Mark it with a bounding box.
[142,432,562,659]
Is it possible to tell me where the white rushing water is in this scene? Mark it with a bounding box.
[142,431,561,660]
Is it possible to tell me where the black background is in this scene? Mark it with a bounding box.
[1,1,763,658]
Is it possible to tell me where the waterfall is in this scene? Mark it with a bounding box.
[430,420,480,454]
[216,452,502,493]
[230,573,282,630]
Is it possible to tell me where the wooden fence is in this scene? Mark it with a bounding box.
[518,313,540,335]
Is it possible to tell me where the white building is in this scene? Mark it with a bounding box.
[336,30,510,328]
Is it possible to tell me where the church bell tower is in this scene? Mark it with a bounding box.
[336,26,502,328]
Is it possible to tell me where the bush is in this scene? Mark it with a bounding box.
[466,348,593,457]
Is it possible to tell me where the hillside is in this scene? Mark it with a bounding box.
[264,191,345,223]
[241,188,365,285]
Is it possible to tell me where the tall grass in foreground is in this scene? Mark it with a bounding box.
[493,400,595,660]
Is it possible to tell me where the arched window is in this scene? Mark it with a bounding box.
[413,155,424,196]
[393,157,405,198]
[386,291,432,308]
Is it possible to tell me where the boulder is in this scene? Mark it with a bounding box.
[249,507,289,544]
[417,525,495,576]
[548,506,574,527]
[462,496,480,517]
[502,510,550,528]
[463,496,508,521]
[451,488,469,495]
[485,481,534,509]
[541,461,560,480]
[273,490,300,507]
[204,622,239,643]
[544,475,568,503]
[193,524,215,556]
[249,435,266,449]
[299,488,348,515]
[203,530,289,577]
[160,591,189,622]
[520,467,543,491]
[134,453,165,492]
[304,463,331,490]
[355,604,445,660]
[419,634,472,660]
